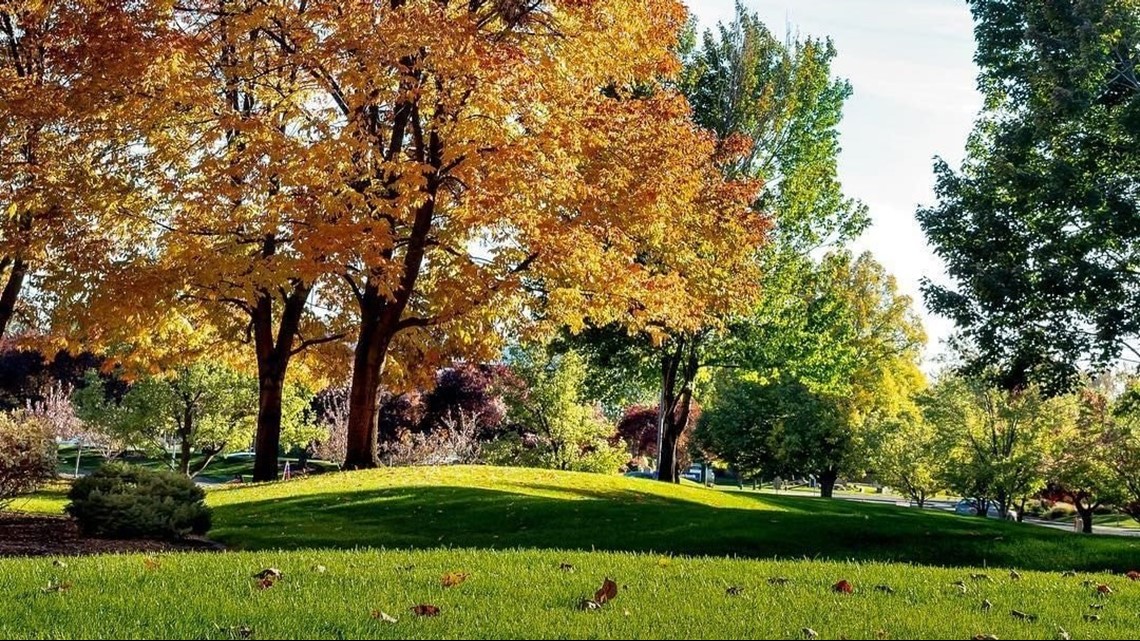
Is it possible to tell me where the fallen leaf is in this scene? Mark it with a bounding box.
[253,568,282,580]
[1082,614,1101,622]
[1126,570,1140,581]
[40,580,71,593]
[767,576,790,586]
[874,584,895,594]
[410,604,439,617]
[256,577,276,590]
[370,610,397,623]
[1010,610,1037,622]
[832,580,853,594]
[227,625,252,640]
[441,572,469,588]
[52,560,67,568]
[1089,603,1104,610]
[1009,570,1021,581]
[970,573,992,582]
[312,565,327,574]
[726,586,744,596]
[595,578,618,605]
[973,635,999,641]
[1096,583,1113,595]
[952,581,968,593]
[982,599,992,611]
[143,558,161,571]
[577,598,600,611]
[875,630,890,640]
[802,628,818,640]
[1056,628,1070,641]
[559,563,574,572]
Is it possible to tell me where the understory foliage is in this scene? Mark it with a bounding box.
[0,411,55,509]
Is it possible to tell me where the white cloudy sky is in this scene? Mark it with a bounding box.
[685,0,983,362]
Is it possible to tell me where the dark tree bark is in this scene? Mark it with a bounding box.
[819,469,838,498]
[1075,492,1097,534]
[177,406,193,476]
[0,256,28,340]
[655,338,700,484]
[250,268,311,482]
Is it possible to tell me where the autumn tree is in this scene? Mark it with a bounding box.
[1,1,159,340]
[1047,386,1129,532]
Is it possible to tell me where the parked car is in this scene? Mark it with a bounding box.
[623,470,657,480]
[954,498,1016,520]
[682,463,715,486]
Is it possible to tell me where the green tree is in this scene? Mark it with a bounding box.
[918,0,1140,392]
[75,363,318,477]
[502,347,626,475]
[1051,386,1129,533]
[923,375,1064,518]
[870,413,946,508]
[569,4,866,483]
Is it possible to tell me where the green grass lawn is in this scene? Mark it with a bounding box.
[4,466,1140,639]
[55,447,338,484]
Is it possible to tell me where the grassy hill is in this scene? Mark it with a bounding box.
[3,466,1140,640]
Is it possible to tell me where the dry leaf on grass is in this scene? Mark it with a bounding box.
[441,572,469,588]
[370,610,398,623]
[595,578,618,604]
[832,580,853,594]
[410,604,440,617]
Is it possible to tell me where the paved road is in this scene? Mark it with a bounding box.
[748,487,1140,537]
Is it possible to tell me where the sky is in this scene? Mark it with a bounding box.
[685,0,984,363]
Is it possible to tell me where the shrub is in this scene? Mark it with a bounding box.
[66,463,210,539]
[1046,503,1077,520]
[0,412,57,509]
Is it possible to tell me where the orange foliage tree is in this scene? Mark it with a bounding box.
[1,2,158,340]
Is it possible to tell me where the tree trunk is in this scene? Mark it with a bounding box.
[253,372,284,481]
[819,469,838,498]
[249,273,310,482]
[1076,500,1095,534]
[0,257,28,340]
[343,297,392,470]
[655,338,699,484]
[658,427,679,483]
[974,497,989,518]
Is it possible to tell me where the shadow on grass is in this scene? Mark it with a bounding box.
[209,483,1140,572]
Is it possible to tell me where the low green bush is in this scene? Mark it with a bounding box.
[66,463,210,539]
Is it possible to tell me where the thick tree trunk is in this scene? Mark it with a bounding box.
[819,469,838,498]
[1076,500,1095,534]
[0,257,28,340]
[658,427,679,483]
[344,318,388,470]
[655,338,699,484]
[253,372,285,481]
[249,274,310,482]
[974,497,989,518]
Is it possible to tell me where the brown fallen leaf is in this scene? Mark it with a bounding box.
[1126,570,1140,581]
[441,572,469,588]
[874,584,895,594]
[595,578,618,605]
[1082,614,1101,622]
[1010,610,1037,622]
[253,568,282,580]
[1096,583,1113,595]
[802,628,818,640]
[833,580,853,594]
[1009,570,1021,581]
[256,577,276,590]
[726,586,744,596]
[559,563,574,572]
[768,576,790,586]
[143,558,161,571]
[410,604,440,617]
[370,610,397,623]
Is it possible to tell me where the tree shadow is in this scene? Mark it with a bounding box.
[208,483,1140,572]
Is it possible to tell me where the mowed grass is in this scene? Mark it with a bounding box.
[204,466,1140,572]
[3,548,1140,640]
[5,466,1140,639]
